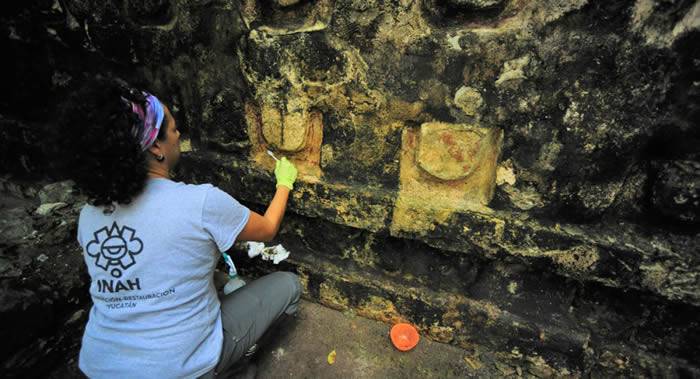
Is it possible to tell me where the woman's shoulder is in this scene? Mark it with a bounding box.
[153,180,233,205]
[150,178,214,193]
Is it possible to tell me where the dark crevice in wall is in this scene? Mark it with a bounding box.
[126,0,174,26]
[255,0,318,29]
[422,0,509,28]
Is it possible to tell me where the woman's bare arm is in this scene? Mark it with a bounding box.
[238,186,290,242]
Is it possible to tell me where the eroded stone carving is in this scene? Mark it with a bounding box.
[245,101,323,178]
[239,2,386,182]
[391,122,503,234]
[261,104,310,152]
[417,122,487,180]
[240,29,351,179]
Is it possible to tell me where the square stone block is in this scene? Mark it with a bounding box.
[391,122,503,234]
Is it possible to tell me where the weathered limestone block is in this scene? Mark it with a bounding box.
[453,86,483,117]
[631,0,700,48]
[392,122,503,234]
[179,154,395,233]
[495,55,530,89]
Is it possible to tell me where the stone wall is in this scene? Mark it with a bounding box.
[1,0,699,376]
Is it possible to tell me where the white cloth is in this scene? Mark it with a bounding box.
[247,242,290,264]
[246,241,265,258]
[263,245,290,264]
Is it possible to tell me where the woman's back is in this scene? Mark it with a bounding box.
[77,178,249,378]
[59,77,298,377]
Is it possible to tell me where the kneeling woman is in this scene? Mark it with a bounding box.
[58,77,300,378]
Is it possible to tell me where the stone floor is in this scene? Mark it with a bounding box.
[249,300,503,379]
[49,299,507,378]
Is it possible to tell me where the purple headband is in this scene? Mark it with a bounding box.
[123,92,165,151]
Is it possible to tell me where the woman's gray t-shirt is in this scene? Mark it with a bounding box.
[77,178,250,378]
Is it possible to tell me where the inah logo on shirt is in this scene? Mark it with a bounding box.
[86,222,143,278]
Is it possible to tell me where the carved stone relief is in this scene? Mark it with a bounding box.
[392,122,503,234]
[245,101,323,179]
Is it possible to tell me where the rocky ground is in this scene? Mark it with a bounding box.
[0,178,88,377]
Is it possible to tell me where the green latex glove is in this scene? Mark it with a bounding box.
[275,157,298,190]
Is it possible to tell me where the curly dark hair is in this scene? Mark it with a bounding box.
[56,76,167,208]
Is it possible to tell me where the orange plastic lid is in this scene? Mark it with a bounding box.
[390,323,419,351]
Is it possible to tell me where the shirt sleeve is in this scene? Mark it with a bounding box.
[202,186,251,252]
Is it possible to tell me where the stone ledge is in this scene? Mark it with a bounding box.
[179,153,700,306]
[232,242,699,376]
[232,248,589,373]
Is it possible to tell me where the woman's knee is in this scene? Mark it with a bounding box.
[264,271,301,305]
[275,271,301,297]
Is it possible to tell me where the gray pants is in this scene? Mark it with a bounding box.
[201,271,301,378]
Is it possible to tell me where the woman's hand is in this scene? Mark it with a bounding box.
[275,157,298,190]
